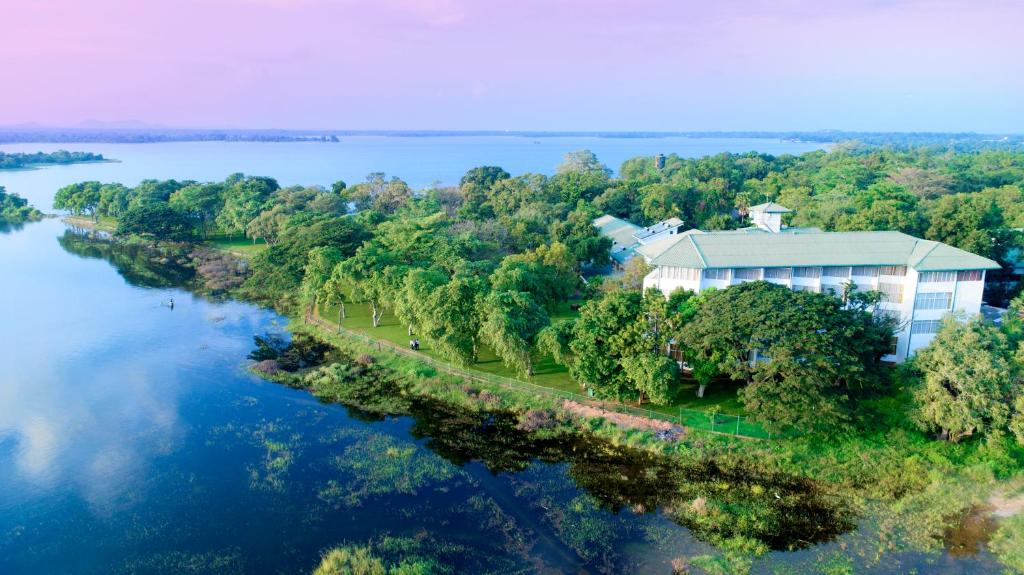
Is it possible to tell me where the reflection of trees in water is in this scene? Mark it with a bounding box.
[0,220,28,235]
[57,229,196,289]
[406,395,852,552]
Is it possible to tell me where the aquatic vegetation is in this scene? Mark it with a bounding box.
[551,494,619,563]
[244,420,302,492]
[312,536,467,575]
[116,548,245,575]
[988,515,1024,573]
[330,432,457,506]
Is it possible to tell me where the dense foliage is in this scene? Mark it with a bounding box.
[61,145,1024,437]
[0,185,42,223]
[0,149,105,169]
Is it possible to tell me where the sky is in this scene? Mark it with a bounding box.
[3,0,1023,132]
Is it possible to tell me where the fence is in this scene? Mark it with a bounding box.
[305,312,774,440]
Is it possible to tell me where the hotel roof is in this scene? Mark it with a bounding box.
[636,229,1000,272]
[748,202,793,213]
[593,214,641,249]
[633,217,684,241]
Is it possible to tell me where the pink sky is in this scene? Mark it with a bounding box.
[3,0,1023,131]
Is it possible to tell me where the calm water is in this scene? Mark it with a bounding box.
[0,136,826,210]
[0,140,1007,574]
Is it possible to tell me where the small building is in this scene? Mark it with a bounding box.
[633,204,1000,362]
[593,214,686,269]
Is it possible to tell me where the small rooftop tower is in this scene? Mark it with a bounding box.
[747,202,791,233]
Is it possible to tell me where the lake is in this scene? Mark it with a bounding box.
[0,139,1006,574]
[0,136,826,210]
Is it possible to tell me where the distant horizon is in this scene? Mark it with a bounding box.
[2,125,1023,137]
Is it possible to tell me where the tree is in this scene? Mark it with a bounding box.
[909,316,1015,442]
[563,290,649,399]
[115,203,194,241]
[490,242,576,310]
[129,179,187,209]
[54,181,102,219]
[394,268,447,336]
[622,354,678,405]
[302,246,344,313]
[216,174,278,239]
[321,264,351,325]
[423,275,486,365]
[347,173,413,214]
[1010,396,1024,446]
[478,291,549,376]
[0,186,41,223]
[681,281,892,431]
[556,150,611,177]
[549,204,612,266]
[168,183,224,238]
[243,214,368,310]
[336,244,401,328]
[97,183,134,219]
[460,166,510,189]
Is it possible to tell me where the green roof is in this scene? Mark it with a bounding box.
[593,215,641,248]
[636,230,1000,272]
[748,202,792,213]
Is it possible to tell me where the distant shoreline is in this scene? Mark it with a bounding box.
[0,129,1020,148]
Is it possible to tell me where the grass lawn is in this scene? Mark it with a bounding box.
[63,215,118,232]
[207,236,268,258]
[318,294,746,416]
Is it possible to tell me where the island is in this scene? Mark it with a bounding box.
[0,149,108,170]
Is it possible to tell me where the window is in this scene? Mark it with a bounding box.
[703,268,730,281]
[793,266,821,279]
[879,265,907,277]
[911,320,942,335]
[851,266,879,277]
[764,267,791,279]
[878,282,904,304]
[823,266,851,279]
[734,268,761,280]
[920,271,956,283]
[887,336,899,356]
[874,309,901,322]
[915,292,952,310]
[664,267,700,281]
[667,343,685,362]
[957,270,983,282]
[792,284,820,293]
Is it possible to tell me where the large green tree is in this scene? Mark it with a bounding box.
[478,291,549,376]
[682,281,892,431]
[910,317,1017,442]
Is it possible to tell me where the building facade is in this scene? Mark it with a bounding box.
[599,204,1000,362]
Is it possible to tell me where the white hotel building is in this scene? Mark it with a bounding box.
[596,203,1000,362]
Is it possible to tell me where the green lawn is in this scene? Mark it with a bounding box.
[207,236,268,258]
[63,215,118,232]
[317,294,746,416]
